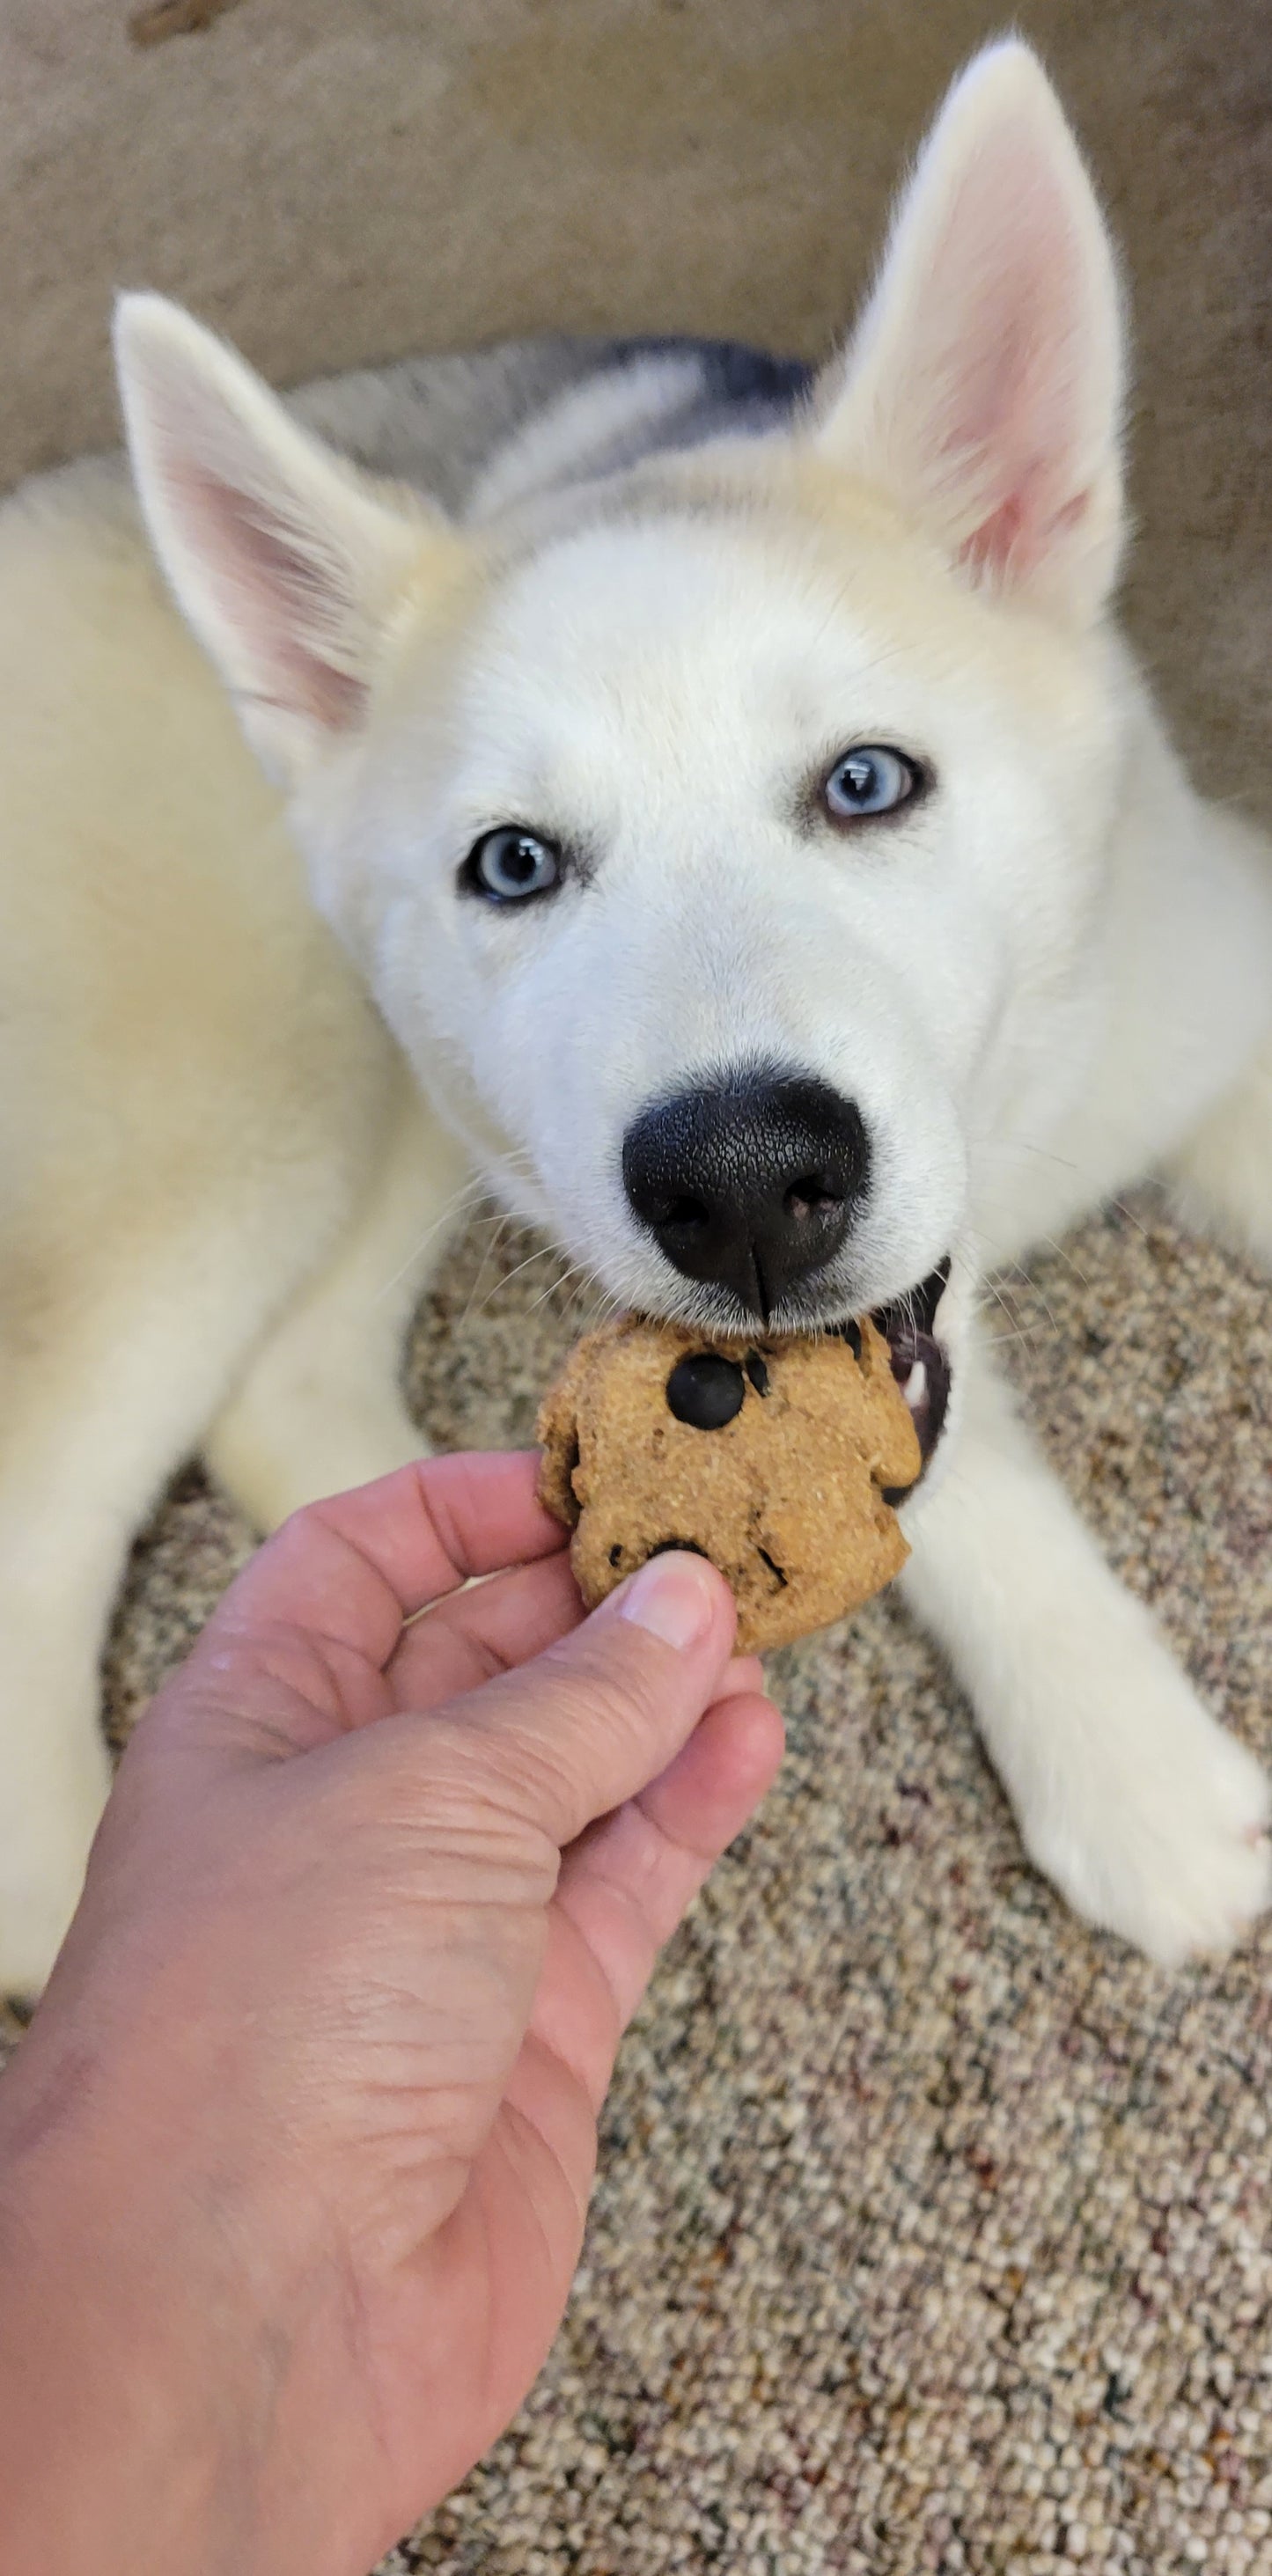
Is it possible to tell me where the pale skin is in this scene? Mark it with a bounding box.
[0,1452,783,2576]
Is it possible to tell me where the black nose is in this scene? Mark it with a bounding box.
[621,1066,871,1320]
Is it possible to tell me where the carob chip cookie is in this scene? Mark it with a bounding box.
[537,1314,922,1652]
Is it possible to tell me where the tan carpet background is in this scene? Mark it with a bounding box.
[2,4,1270,2569]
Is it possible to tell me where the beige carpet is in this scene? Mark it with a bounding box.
[3,4,1271,2569]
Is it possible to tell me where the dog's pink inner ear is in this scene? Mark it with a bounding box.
[812,46,1123,621]
[166,456,366,732]
[116,298,451,781]
[918,148,1106,591]
[960,486,1091,589]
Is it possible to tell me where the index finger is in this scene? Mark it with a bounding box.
[215,1449,568,1671]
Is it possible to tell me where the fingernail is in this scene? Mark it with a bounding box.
[617,1551,717,1650]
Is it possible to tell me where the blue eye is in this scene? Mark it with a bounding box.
[464,827,562,903]
[822,745,921,821]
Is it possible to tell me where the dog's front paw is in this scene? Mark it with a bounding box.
[1022,1688,1271,1968]
[0,1764,109,2009]
[0,1856,86,2011]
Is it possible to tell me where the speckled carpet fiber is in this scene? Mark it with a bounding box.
[2,3,1270,2571]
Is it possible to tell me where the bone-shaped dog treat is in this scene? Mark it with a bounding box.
[537,1315,922,1652]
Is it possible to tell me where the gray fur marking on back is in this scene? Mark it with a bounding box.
[290,334,814,516]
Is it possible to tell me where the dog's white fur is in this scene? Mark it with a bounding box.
[2,44,1269,1996]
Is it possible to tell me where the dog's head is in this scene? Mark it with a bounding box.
[115,43,1129,1491]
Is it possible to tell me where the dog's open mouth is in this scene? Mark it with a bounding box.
[864,1255,952,1491]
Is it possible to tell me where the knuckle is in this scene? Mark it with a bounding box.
[424,1710,564,1834]
[367,1721,562,1893]
[474,1712,592,1835]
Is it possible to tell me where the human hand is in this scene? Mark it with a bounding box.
[0,1452,782,2576]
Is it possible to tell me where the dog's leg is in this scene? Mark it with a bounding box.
[204,1078,472,1530]
[0,1265,306,2004]
[1165,1031,1272,1271]
[901,1331,1270,1964]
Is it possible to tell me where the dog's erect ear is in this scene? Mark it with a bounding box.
[115,295,463,784]
[811,43,1124,622]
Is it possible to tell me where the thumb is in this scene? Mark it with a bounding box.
[445,1550,744,1849]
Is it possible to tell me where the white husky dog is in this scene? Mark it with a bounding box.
[1,42,1269,2000]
